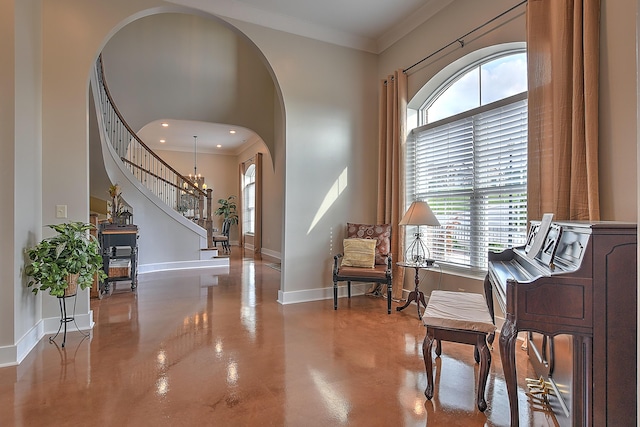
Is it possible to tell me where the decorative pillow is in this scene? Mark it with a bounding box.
[347,223,391,265]
[341,238,377,268]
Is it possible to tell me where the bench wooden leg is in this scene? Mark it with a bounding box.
[422,329,435,400]
[422,327,491,412]
[476,333,491,412]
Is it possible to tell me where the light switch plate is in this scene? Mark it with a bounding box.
[55,205,67,219]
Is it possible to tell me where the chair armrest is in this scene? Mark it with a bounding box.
[333,253,343,275]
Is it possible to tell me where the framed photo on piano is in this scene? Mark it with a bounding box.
[524,223,540,254]
[537,223,562,269]
[525,213,554,259]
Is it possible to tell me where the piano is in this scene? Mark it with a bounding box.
[485,221,637,427]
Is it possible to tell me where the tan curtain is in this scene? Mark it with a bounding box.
[527,0,600,221]
[378,69,407,300]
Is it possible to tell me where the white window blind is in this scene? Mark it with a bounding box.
[406,94,528,270]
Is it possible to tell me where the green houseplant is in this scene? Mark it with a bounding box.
[214,195,239,225]
[25,222,107,297]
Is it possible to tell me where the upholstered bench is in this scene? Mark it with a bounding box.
[422,290,496,412]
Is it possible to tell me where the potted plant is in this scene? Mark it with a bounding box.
[108,183,121,222]
[25,222,107,297]
[214,195,239,225]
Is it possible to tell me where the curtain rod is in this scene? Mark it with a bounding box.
[403,0,527,74]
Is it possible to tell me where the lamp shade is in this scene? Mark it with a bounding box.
[399,201,440,227]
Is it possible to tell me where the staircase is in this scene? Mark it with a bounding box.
[91,54,226,270]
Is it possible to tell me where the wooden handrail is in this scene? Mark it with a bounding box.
[122,158,182,190]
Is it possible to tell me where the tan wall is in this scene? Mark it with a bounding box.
[599,0,638,221]
[0,0,17,348]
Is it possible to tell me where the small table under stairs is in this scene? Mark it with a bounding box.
[98,224,138,299]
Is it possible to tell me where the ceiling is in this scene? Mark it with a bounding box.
[187,0,456,53]
[139,0,455,155]
[138,119,259,156]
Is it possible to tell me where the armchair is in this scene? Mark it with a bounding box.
[332,223,393,314]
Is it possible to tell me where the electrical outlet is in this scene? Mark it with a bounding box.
[55,205,67,219]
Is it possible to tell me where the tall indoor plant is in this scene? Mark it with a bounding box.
[25,222,107,297]
[214,195,239,225]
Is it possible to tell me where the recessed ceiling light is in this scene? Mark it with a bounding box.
[217,144,222,148]
[161,122,169,127]
[229,130,236,134]
[160,139,166,143]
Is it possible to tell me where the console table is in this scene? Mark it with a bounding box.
[99,224,138,299]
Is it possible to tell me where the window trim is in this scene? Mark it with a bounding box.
[419,50,527,118]
[406,46,528,272]
[243,163,256,234]
[408,42,526,111]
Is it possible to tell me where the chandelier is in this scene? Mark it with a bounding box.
[187,135,207,190]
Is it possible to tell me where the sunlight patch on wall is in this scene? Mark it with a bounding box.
[308,167,348,234]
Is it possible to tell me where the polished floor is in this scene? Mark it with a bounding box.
[1,249,559,427]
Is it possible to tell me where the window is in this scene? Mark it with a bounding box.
[243,164,256,234]
[406,50,528,270]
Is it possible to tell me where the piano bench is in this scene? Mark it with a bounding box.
[422,290,497,412]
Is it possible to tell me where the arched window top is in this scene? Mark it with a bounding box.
[245,163,256,181]
[422,50,526,124]
[407,42,527,128]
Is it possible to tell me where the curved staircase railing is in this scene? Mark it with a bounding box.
[94,54,213,247]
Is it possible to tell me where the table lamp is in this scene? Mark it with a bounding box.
[399,200,441,266]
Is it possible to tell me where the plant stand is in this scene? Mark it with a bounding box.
[49,291,88,348]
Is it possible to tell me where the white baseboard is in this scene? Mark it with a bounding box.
[0,311,94,367]
[278,283,368,305]
[260,248,281,261]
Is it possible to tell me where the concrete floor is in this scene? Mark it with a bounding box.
[0,248,558,426]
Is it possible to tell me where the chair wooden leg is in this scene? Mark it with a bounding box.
[476,333,491,412]
[423,329,435,400]
[347,281,351,298]
[333,281,338,310]
[387,283,392,314]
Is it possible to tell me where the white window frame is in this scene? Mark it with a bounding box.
[406,47,528,272]
[243,164,256,234]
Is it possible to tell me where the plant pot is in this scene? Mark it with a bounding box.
[64,273,80,297]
